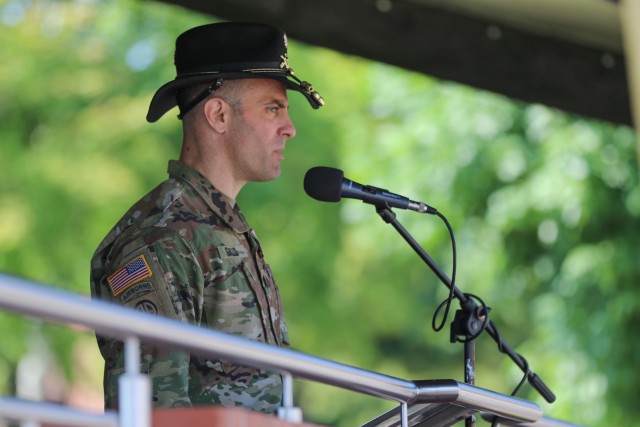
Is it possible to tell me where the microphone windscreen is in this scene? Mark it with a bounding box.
[303,167,344,202]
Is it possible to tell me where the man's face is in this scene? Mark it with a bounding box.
[226,79,297,185]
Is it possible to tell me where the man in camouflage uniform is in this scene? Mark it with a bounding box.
[90,22,323,413]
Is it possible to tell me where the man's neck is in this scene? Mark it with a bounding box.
[179,142,244,201]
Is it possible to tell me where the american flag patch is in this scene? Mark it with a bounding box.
[107,254,153,296]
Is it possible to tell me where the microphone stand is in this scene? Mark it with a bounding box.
[374,205,555,426]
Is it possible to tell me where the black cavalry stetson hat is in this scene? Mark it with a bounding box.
[146,22,324,122]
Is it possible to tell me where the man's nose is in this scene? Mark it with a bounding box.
[281,114,296,139]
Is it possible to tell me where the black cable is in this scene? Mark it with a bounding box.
[490,322,532,395]
[431,211,457,332]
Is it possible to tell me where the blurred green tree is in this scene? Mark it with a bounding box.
[0,0,637,425]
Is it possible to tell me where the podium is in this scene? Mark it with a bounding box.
[361,380,581,427]
[152,406,324,427]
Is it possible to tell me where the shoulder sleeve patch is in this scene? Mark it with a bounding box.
[107,254,153,296]
[120,281,154,303]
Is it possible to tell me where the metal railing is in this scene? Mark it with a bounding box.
[0,273,580,427]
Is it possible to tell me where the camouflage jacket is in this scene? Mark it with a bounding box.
[90,160,289,413]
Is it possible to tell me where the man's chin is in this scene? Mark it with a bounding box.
[254,169,282,183]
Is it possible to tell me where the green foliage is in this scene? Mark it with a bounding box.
[1,0,638,426]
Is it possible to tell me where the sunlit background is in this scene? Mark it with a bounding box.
[1,0,638,425]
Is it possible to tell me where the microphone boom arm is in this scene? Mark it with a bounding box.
[375,204,556,404]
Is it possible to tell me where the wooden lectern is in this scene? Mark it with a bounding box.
[153,406,324,427]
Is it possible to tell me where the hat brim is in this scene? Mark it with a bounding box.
[146,71,320,122]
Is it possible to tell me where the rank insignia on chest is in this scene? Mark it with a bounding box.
[107,254,153,296]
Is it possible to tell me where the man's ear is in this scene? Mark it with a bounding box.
[203,97,229,133]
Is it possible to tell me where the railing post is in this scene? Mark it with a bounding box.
[400,402,408,427]
[118,336,151,427]
[277,373,303,423]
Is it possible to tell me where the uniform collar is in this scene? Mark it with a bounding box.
[168,160,250,233]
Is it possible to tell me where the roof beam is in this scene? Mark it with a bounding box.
[161,0,632,126]
[620,0,640,164]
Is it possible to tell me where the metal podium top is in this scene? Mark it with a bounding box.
[362,379,584,427]
[361,401,474,427]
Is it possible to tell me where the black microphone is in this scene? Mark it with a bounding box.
[303,166,437,214]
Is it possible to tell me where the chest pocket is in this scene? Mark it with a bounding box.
[203,245,282,345]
